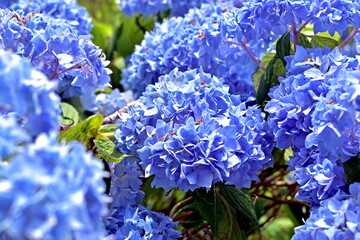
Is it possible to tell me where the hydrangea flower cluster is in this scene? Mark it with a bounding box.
[122,2,261,102]
[103,157,145,235]
[108,205,181,240]
[8,0,93,35]
[293,182,360,240]
[81,89,134,117]
[116,68,274,191]
[103,158,181,239]
[222,0,360,47]
[0,50,60,137]
[0,9,111,98]
[119,0,211,18]
[0,116,30,160]
[109,157,144,210]
[0,134,109,240]
[266,46,360,205]
[289,147,346,205]
[0,1,12,9]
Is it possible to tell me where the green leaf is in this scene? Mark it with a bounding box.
[59,102,80,126]
[192,184,259,240]
[276,31,291,66]
[263,217,295,240]
[342,155,360,185]
[94,138,128,163]
[299,33,313,48]
[192,188,225,236]
[218,184,259,234]
[252,52,275,94]
[218,209,247,240]
[256,58,276,105]
[255,54,285,105]
[91,20,114,50]
[309,35,339,49]
[110,13,155,58]
[59,115,104,148]
[98,124,119,134]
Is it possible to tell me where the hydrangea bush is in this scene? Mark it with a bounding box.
[0,0,359,239]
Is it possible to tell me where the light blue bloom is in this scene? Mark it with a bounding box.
[0,134,109,240]
[116,68,274,191]
[293,182,360,240]
[119,0,212,18]
[0,9,111,98]
[0,50,60,137]
[289,147,346,206]
[0,116,30,160]
[10,0,93,35]
[110,157,144,210]
[81,89,134,117]
[106,205,181,240]
[266,47,360,206]
[122,2,260,102]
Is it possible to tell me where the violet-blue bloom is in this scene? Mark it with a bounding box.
[293,182,360,240]
[10,0,93,35]
[116,68,274,191]
[0,9,111,98]
[0,50,60,137]
[0,134,109,240]
[121,2,260,102]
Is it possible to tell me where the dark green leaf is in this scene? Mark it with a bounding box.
[94,138,128,163]
[252,52,275,94]
[342,155,360,185]
[179,211,205,229]
[60,102,80,126]
[98,124,119,134]
[299,33,313,48]
[59,115,103,148]
[218,184,259,234]
[309,35,339,49]
[256,58,276,105]
[272,58,286,84]
[218,209,247,240]
[255,55,285,105]
[276,31,291,66]
[106,19,123,59]
[192,188,225,236]
[110,14,155,58]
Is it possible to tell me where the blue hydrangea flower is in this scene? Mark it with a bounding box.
[104,157,145,235]
[0,50,60,137]
[119,0,212,18]
[306,70,360,160]
[0,1,12,9]
[266,47,359,206]
[81,89,134,117]
[293,182,360,240]
[0,9,111,98]
[116,68,274,191]
[102,158,180,239]
[106,205,181,240]
[121,2,260,102]
[0,134,109,240]
[289,147,346,206]
[266,47,358,156]
[110,157,144,210]
[0,116,30,160]
[222,0,360,47]
[10,0,93,35]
